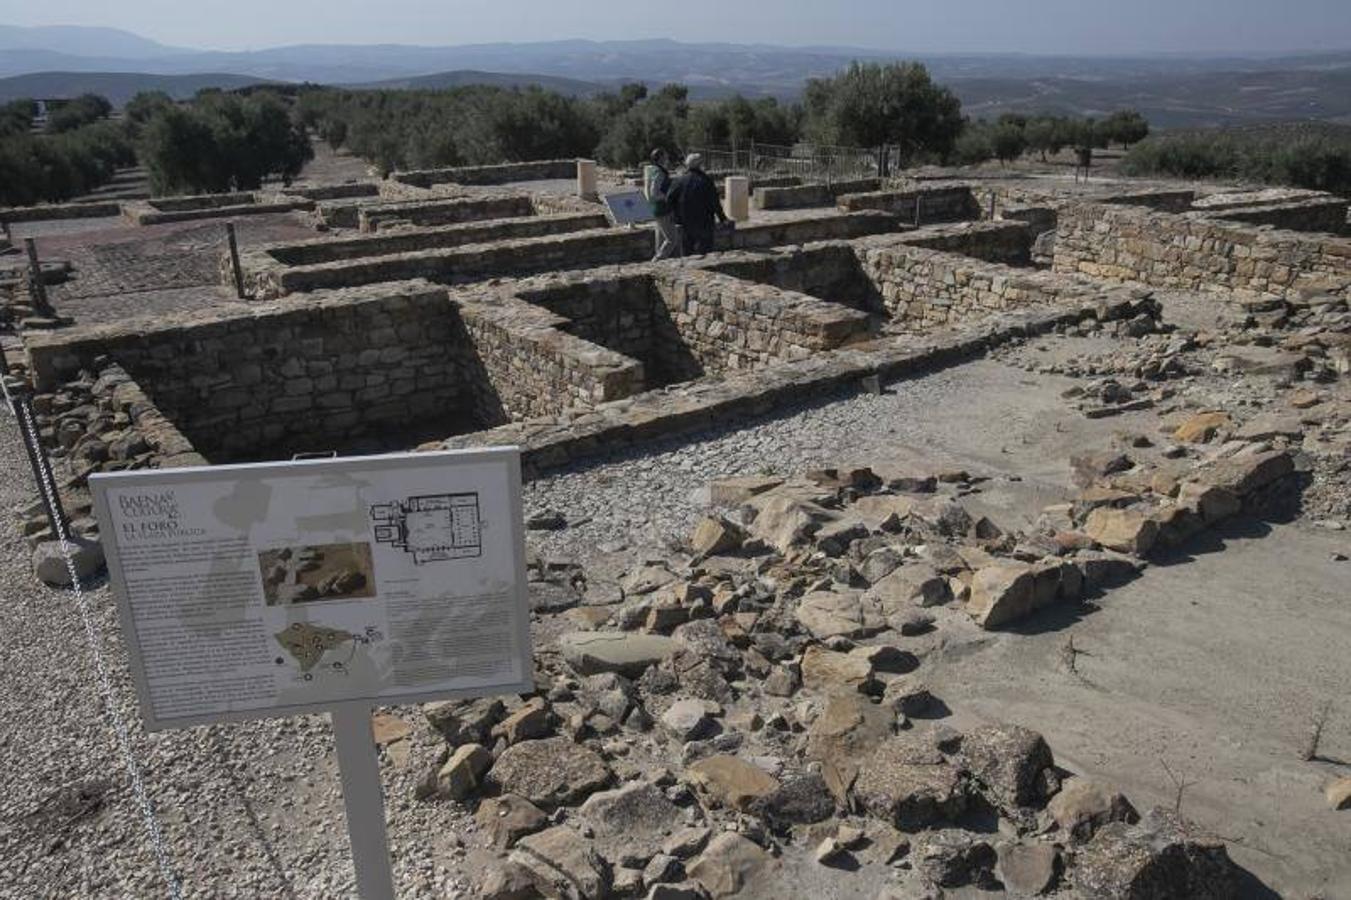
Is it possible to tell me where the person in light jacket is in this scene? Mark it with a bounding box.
[643,149,679,260]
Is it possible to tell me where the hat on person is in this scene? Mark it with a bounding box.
[685,153,703,170]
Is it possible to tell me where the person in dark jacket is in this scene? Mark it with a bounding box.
[667,153,728,255]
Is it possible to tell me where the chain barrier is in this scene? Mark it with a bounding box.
[10,395,185,899]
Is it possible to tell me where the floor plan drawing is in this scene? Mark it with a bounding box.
[370,493,483,564]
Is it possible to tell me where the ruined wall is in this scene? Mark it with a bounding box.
[252,228,652,298]
[264,212,609,266]
[857,244,1113,326]
[650,270,871,374]
[732,210,899,249]
[836,186,981,223]
[358,195,535,232]
[1098,190,1196,213]
[702,244,885,313]
[455,297,645,423]
[282,183,380,202]
[1201,199,1348,234]
[890,221,1034,265]
[392,160,578,188]
[27,283,473,461]
[754,179,882,210]
[1054,203,1351,297]
[518,276,659,369]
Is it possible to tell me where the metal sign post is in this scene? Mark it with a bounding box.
[332,701,396,900]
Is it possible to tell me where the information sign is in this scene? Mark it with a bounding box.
[91,447,532,731]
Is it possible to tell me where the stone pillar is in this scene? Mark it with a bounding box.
[725,176,750,222]
[577,159,597,201]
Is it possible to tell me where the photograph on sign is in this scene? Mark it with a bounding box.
[602,188,655,225]
[90,448,532,731]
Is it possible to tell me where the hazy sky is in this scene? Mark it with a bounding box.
[3,0,1350,55]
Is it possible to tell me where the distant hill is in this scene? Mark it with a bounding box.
[0,24,183,59]
[1,26,1350,127]
[951,66,1351,128]
[0,71,271,106]
[352,69,606,96]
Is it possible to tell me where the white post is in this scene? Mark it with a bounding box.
[725,176,750,222]
[576,158,597,201]
[332,702,396,900]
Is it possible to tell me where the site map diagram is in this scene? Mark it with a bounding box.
[370,492,483,564]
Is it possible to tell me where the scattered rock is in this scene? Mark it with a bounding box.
[1072,807,1240,899]
[690,515,746,558]
[560,632,675,677]
[1326,776,1351,811]
[424,697,506,746]
[662,699,718,742]
[795,590,884,640]
[686,832,774,899]
[487,737,612,809]
[477,794,549,849]
[580,780,684,869]
[998,841,1060,895]
[1084,507,1159,556]
[912,829,997,888]
[800,645,876,695]
[685,755,780,811]
[435,743,492,801]
[1047,778,1140,841]
[853,736,967,831]
[1173,411,1231,444]
[511,825,611,900]
[747,772,836,829]
[32,536,104,587]
[961,723,1055,812]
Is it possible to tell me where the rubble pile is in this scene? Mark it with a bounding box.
[408,463,1259,899]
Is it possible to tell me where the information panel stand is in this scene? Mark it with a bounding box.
[91,448,533,899]
[332,702,396,900]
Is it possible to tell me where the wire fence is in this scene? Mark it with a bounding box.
[4,380,184,899]
[689,141,904,186]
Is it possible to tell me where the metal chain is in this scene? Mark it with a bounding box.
[14,399,185,900]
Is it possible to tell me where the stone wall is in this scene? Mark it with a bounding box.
[702,244,884,314]
[856,243,1122,326]
[891,221,1034,265]
[236,211,899,300]
[836,186,981,223]
[650,270,871,374]
[392,160,578,188]
[261,212,609,266]
[1201,198,1348,234]
[282,183,380,202]
[358,194,535,232]
[754,179,882,210]
[515,268,872,383]
[26,282,475,461]
[1053,203,1351,297]
[731,211,899,250]
[245,228,652,298]
[0,201,122,223]
[122,193,313,226]
[1098,190,1196,213]
[455,296,645,423]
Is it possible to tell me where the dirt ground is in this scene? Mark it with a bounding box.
[837,349,1351,898]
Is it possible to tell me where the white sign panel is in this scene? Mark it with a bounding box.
[91,448,532,731]
[603,189,655,225]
